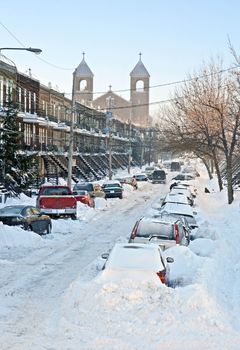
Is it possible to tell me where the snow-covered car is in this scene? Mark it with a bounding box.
[0,205,52,235]
[182,166,200,177]
[161,193,192,206]
[160,202,198,229]
[172,173,195,181]
[129,216,189,249]
[101,243,174,286]
[169,186,195,205]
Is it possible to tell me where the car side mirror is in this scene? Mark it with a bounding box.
[101,253,109,259]
[166,257,174,263]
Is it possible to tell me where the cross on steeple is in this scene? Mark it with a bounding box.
[108,84,112,91]
[82,51,85,60]
[139,52,142,61]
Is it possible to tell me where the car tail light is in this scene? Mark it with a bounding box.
[157,270,165,284]
[39,198,45,208]
[174,224,180,244]
[130,220,140,239]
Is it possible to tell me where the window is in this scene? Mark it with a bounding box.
[136,80,144,92]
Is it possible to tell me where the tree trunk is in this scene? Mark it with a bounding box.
[226,156,234,204]
[202,158,213,180]
[212,150,223,191]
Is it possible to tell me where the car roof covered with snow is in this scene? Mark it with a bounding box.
[163,193,189,205]
[160,202,195,217]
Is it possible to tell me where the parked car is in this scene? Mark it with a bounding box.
[0,205,52,235]
[134,174,148,181]
[73,182,95,198]
[170,183,197,199]
[151,169,167,184]
[161,193,192,206]
[151,212,191,241]
[101,243,174,286]
[169,187,194,206]
[160,202,198,229]
[144,166,156,180]
[182,166,200,177]
[102,180,123,199]
[170,161,181,172]
[73,190,95,207]
[172,173,195,181]
[36,185,77,219]
[129,216,189,249]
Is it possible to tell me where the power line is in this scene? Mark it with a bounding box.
[1,21,240,97]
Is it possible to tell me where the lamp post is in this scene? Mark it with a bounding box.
[0,47,42,54]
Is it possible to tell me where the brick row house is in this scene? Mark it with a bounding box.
[0,57,158,184]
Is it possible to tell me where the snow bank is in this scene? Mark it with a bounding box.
[189,238,216,257]
[164,245,205,286]
[0,222,43,248]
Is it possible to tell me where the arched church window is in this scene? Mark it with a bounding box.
[79,80,87,91]
[136,80,144,92]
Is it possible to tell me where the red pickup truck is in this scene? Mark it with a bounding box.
[36,185,77,219]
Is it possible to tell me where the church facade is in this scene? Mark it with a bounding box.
[72,53,151,127]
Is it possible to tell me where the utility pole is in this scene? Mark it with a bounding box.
[128,111,132,174]
[67,70,76,188]
[106,94,113,180]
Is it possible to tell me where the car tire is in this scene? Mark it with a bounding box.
[71,214,77,220]
[119,194,123,199]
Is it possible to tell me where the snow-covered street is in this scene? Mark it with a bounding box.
[1,173,240,349]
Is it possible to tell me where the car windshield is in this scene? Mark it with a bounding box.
[138,221,174,239]
[0,206,24,215]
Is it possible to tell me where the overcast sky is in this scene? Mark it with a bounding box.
[1,0,240,115]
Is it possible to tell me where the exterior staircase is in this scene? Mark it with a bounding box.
[42,155,59,184]
[49,154,80,183]
[87,155,107,176]
[78,154,101,180]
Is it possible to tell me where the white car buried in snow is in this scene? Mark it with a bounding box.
[160,202,198,229]
[100,243,174,286]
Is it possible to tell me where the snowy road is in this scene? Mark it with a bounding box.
[1,177,240,350]
[0,182,168,350]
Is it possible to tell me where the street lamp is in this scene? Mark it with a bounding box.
[0,47,42,54]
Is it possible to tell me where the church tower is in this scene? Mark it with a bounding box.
[130,53,150,126]
[73,52,94,106]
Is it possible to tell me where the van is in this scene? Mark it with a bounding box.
[152,170,166,184]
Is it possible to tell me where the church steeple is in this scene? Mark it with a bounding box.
[130,53,150,126]
[73,52,94,105]
[130,52,150,78]
[75,52,94,77]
